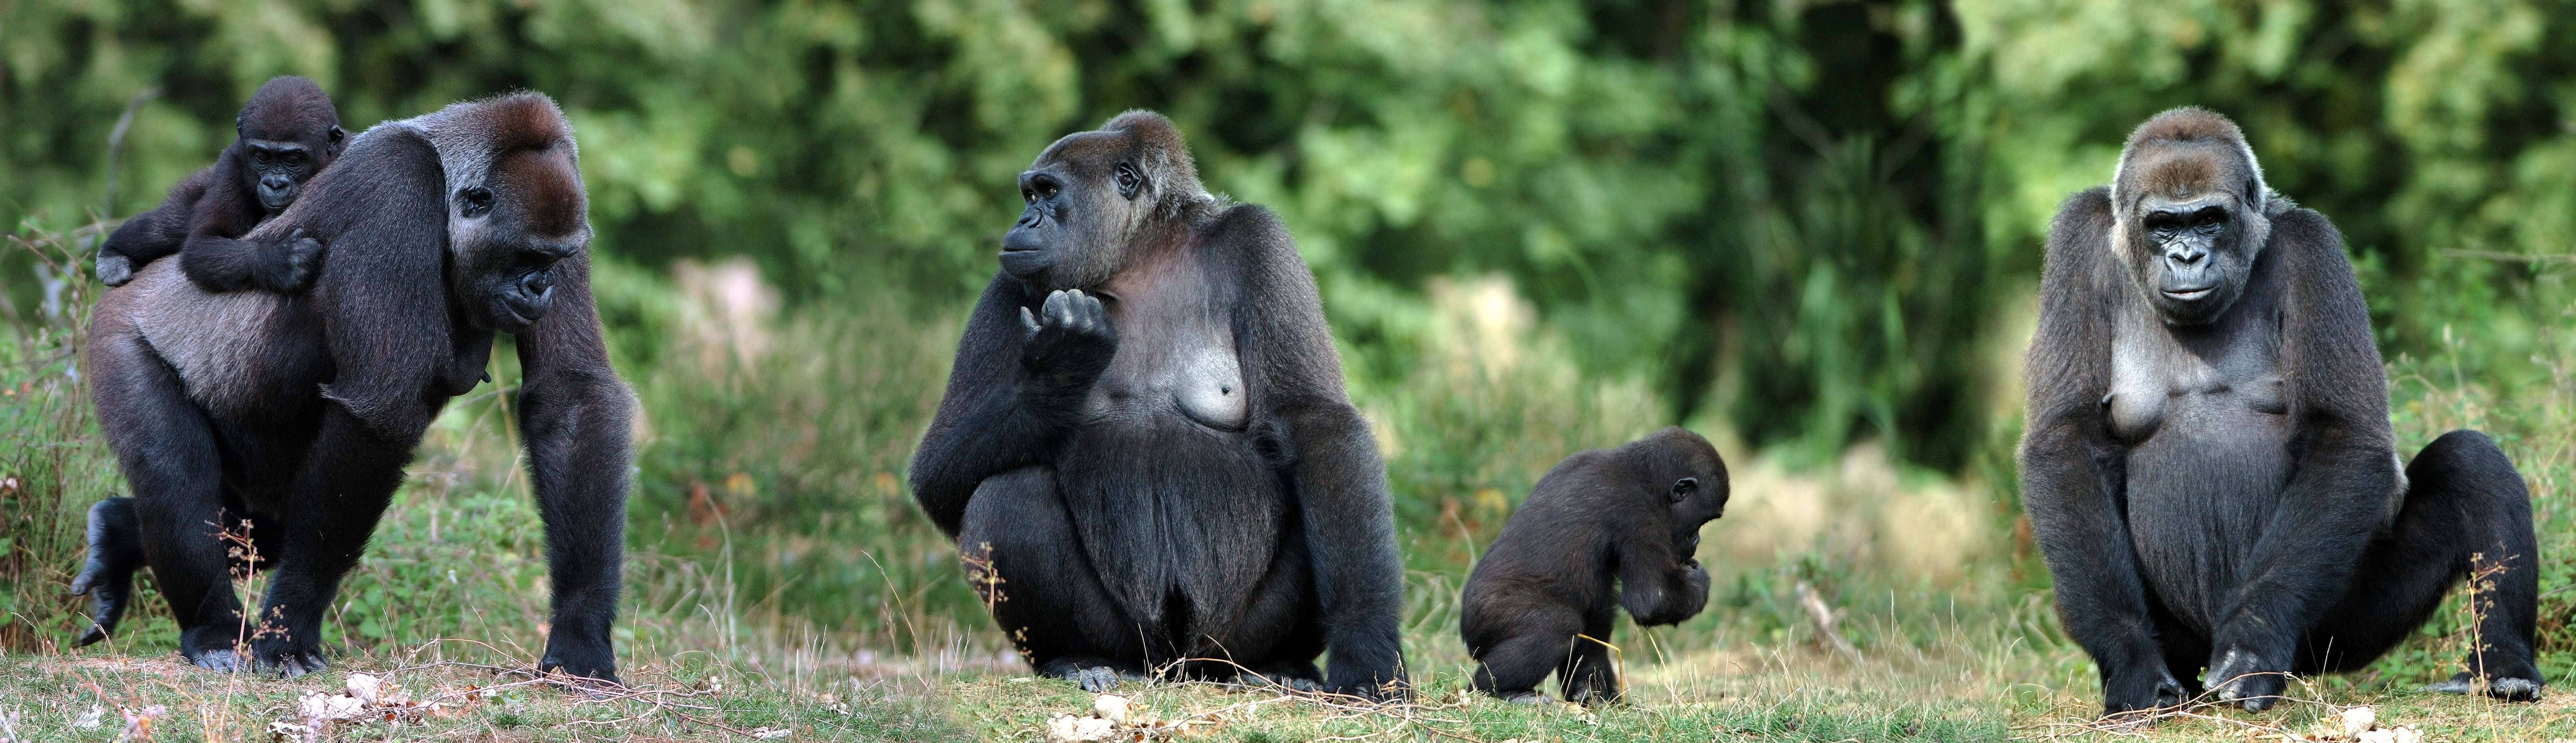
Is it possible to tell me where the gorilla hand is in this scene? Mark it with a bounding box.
[253,228,326,293]
[2207,647,2288,711]
[1018,289,1117,401]
[2101,662,2187,716]
[98,251,136,287]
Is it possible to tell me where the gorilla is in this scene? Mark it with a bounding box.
[96,75,343,293]
[1460,427,1728,706]
[910,110,1408,699]
[2021,107,2545,715]
[72,92,635,682]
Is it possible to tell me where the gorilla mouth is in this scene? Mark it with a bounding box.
[2163,287,2215,301]
[490,298,540,332]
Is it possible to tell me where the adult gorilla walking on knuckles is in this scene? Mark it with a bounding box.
[2022,107,2545,716]
[911,111,1408,699]
[77,93,634,681]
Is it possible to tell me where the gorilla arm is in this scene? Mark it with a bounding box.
[2204,210,2398,703]
[909,275,1104,537]
[1224,206,1408,699]
[2021,188,2183,714]
[514,250,638,683]
[1614,515,1709,626]
[98,169,215,285]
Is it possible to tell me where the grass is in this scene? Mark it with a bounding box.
[1,222,2571,741]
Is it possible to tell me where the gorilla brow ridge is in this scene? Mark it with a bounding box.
[2110,106,2266,212]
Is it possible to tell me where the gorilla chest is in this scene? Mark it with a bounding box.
[2110,303,2294,610]
[1085,279,1249,432]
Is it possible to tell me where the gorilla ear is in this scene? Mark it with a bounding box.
[1114,162,1144,200]
[1669,477,1699,503]
[328,126,346,156]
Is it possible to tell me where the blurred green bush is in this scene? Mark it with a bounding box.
[9,0,2576,468]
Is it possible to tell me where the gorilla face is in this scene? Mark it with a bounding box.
[2115,140,2271,328]
[1001,129,1154,291]
[451,146,590,333]
[235,115,343,213]
[2130,193,2257,326]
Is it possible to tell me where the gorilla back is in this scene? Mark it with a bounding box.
[912,111,1406,699]
[80,92,635,682]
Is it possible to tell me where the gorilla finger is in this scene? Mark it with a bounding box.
[1021,307,1042,338]
[1045,291,1075,327]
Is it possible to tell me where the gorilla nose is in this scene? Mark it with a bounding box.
[261,175,293,191]
[521,269,555,297]
[2165,247,2207,267]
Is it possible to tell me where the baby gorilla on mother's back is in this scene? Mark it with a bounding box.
[1460,427,1728,705]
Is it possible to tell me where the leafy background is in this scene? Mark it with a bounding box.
[2,0,2572,737]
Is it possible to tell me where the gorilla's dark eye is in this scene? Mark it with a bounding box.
[1114,164,1143,199]
[2193,206,2226,227]
[459,187,496,217]
[1671,478,1699,496]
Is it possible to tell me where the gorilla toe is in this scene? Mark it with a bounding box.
[2428,673,2544,701]
[1041,657,1141,693]
[189,648,247,673]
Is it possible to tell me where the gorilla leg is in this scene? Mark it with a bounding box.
[1559,605,1620,705]
[1470,609,1581,704]
[1216,527,1323,692]
[959,467,1147,691]
[91,340,247,669]
[2301,430,2541,700]
[70,497,144,646]
[250,408,407,677]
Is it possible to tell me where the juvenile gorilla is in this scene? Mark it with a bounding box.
[97,75,343,292]
[75,93,634,682]
[1459,427,1728,705]
[2022,107,2545,715]
[910,111,1408,699]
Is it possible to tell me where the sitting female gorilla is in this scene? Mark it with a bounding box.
[908,111,1408,699]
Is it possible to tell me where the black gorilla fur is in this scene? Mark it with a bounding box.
[97,75,344,293]
[2021,107,2545,716]
[75,93,635,682]
[1459,427,1728,705]
[910,110,1408,699]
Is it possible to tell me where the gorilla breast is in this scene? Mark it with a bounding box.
[1087,256,1248,432]
[2110,289,2294,623]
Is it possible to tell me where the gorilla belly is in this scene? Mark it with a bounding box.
[2122,401,2294,632]
[1054,419,1289,644]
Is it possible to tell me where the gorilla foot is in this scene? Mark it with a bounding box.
[96,253,134,287]
[69,497,141,647]
[1241,663,1324,693]
[1040,657,1145,693]
[2426,673,2544,702]
[187,647,249,673]
[1493,690,1547,705]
